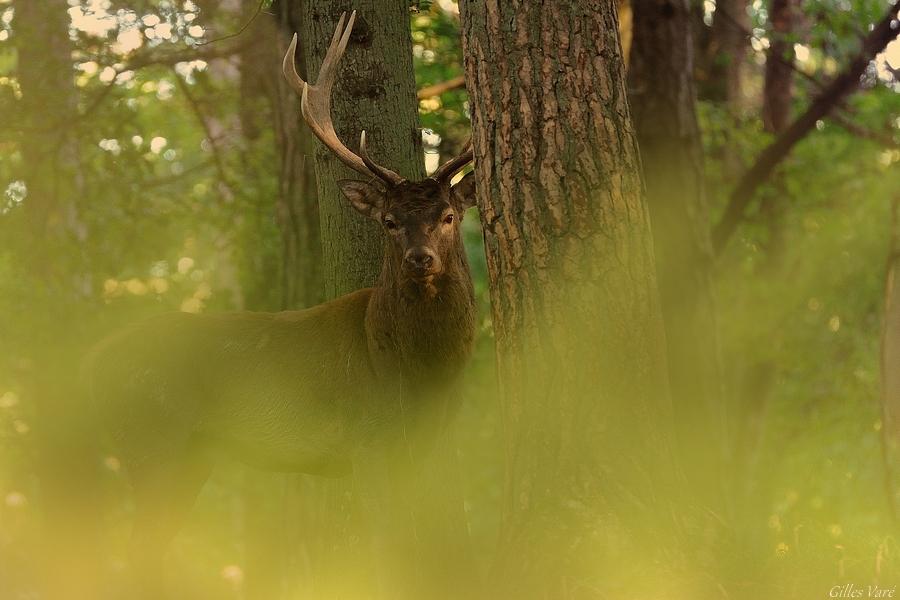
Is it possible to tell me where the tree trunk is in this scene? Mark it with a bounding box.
[762,0,795,135]
[15,1,82,277]
[460,1,680,596]
[300,0,425,298]
[628,0,726,515]
[757,0,796,261]
[236,0,322,312]
[271,0,324,310]
[711,0,749,115]
[881,197,900,523]
[14,1,99,597]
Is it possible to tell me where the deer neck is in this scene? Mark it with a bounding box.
[366,240,476,387]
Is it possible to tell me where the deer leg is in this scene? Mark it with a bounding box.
[127,442,213,599]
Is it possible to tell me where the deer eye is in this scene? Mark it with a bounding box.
[443,213,455,225]
[384,218,397,230]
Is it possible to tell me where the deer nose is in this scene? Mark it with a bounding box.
[404,247,435,270]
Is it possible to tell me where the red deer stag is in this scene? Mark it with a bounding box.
[84,10,476,594]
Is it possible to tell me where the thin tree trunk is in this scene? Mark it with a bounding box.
[15,2,82,280]
[880,196,900,523]
[763,0,796,135]
[14,1,99,597]
[273,1,323,310]
[710,0,750,179]
[711,0,749,114]
[236,2,321,312]
[461,1,680,596]
[628,0,726,517]
[758,0,797,260]
[301,0,425,298]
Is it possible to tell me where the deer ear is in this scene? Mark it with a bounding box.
[338,180,385,220]
[450,171,477,212]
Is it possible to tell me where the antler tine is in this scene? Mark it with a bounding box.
[316,11,350,94]
[282,11,404,186]
[282,33,306,96]
[431,139,474,184]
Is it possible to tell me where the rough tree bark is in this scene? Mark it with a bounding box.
[300,0,425,298]
[461,1,681,596]
[628,0,726,513]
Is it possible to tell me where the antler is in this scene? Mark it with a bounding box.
[431,139,474,184]
[282,11,404,187]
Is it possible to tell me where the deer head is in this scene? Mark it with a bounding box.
[283,11,475,286]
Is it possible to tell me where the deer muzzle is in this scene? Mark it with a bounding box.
[404,247,440,279]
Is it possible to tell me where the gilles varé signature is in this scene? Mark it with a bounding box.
[830,584,897,598]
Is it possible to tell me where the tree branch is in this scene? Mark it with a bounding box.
[880,194,900,525]
[0,40,254,138]
[142,159,216,189]
[830,111,899,149]
[417,75,466,99]
[196,0,268,47]
[712,0,900,254]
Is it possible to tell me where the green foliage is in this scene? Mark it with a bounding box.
[700,7,900,585]
[411,5,469,148]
